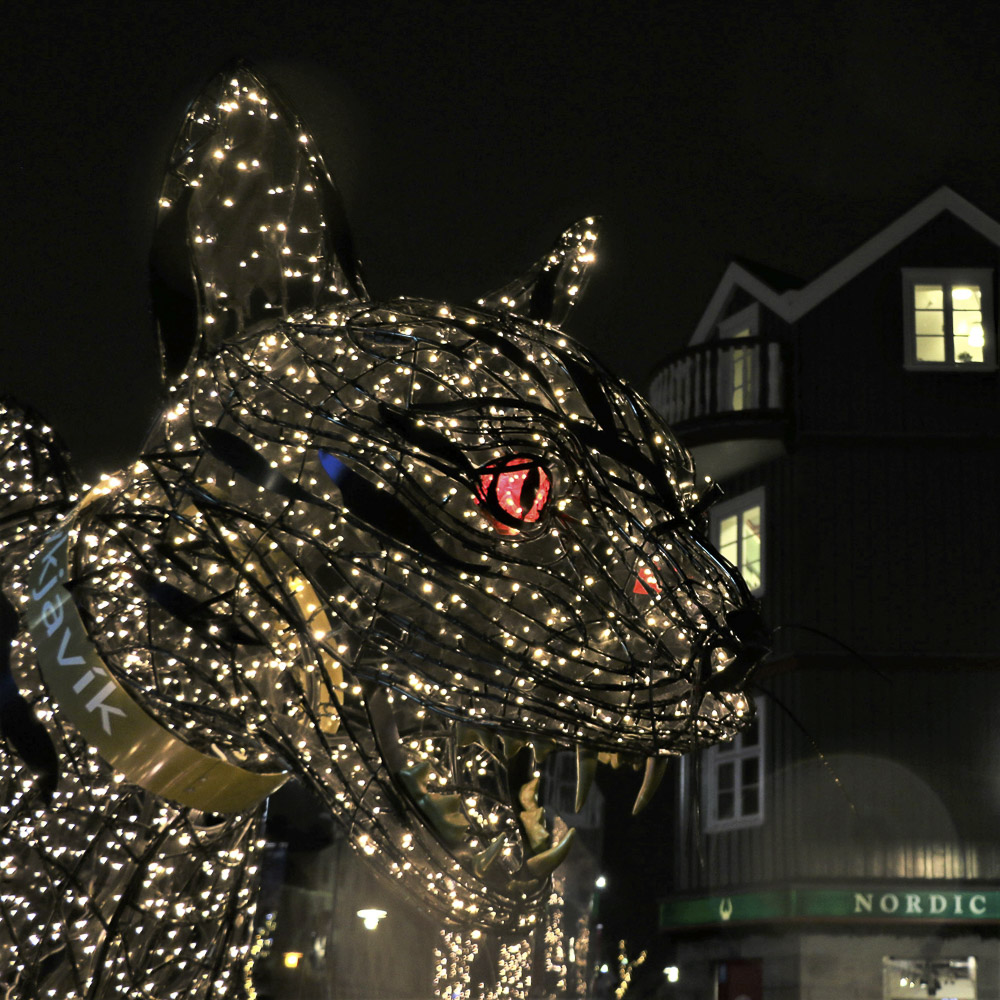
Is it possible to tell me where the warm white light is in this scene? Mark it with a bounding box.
[969,322,985,348]
[357,907,387,930]
[665,966,679,982]
[284,951,303,968]
[595,875,607,889]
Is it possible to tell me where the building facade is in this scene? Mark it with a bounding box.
[649,188,1000,1000]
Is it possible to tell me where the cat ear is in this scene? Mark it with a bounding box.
[150,61,369,383]
[478,218,599,328]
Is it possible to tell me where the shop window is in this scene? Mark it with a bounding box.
[702,701,765,833]
[711,487,764,596]
[882,956,976,999]
[903,269,995,370]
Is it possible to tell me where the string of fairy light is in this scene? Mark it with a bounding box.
[0,65,763,999]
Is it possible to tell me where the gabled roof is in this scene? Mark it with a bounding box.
[690,187,1000,344]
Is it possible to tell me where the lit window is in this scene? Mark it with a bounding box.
[702,701,765,832]
[903,269,995,370]
[711,487,764,596]
[717,305,759,412]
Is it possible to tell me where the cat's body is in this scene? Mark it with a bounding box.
[0,67,765,999]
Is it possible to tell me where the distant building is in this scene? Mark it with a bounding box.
[253,768,604,998]
[649,187,1000,1000]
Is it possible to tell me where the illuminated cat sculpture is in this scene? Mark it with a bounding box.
[0,66,766,998]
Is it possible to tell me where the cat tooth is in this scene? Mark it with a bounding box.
[518,775,541,812]
[397,761,433,798]
[597,751,620,769]
[518,776,550,852]
[520,805,551,853]
[524,827,576,879]
[575,746,598,812]
[366,685,405,772]
[502,734,528,759]
[421,791,471,845]
[472,834,508,877]
[632,757,668,816]
[396,763,470,845]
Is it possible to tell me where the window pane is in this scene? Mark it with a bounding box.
[915,310,944,335]
[741,786,759,816]
[740,719,759,747]
[951,284,981,308]
[914,284,943,309]
[954,340,985,363]
[717,761,734,791]
[741,757,759,785]
[741,507,762,591]
[915,336,946,362]
[718,515,738,566]
[717,790,735,819]
[954,309,985,363]
[731,349,746,411]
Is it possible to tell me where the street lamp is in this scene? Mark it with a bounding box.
[357,907,387,930]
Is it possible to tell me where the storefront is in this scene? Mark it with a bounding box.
[659,887,1000,999]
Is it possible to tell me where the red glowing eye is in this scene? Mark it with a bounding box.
[633,563,662,595]
[474,456,551,530]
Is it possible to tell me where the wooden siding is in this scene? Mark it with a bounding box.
[674,665,1000,893]
[795,212,1000,440]
[711,436,1000,661]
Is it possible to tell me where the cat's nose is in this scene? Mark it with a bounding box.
[726,605,769,651]
[702,605,770,694]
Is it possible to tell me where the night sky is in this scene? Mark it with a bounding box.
[6,0,1000,959]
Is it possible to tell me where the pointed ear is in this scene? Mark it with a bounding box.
[150,61,369,383]
[478,218,599,328]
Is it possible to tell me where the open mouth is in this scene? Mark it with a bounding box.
[362,683,674,908]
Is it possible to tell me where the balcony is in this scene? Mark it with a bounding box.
[648,336,789,480]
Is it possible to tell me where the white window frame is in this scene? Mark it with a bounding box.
[902,268,996,371]
[710,486,764,597]
[717,304,760,412]
[702,700,766,833]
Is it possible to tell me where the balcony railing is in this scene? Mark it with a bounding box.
[648,336,787,433]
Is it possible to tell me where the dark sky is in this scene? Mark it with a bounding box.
[8,1,1000,478]
[6,0,1000,958]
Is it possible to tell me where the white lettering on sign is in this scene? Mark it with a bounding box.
[32,531,126,736]
[859,891,992,919]
[30,532,68,600]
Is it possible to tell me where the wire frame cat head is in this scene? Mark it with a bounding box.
[12,64,768,933]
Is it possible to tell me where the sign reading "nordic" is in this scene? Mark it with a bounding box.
[660,888,1000,929]
[852,891,988,918]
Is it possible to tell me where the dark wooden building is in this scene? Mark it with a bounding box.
[649,187,1000,1000]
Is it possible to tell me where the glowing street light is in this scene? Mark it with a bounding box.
[357,907,387,930]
